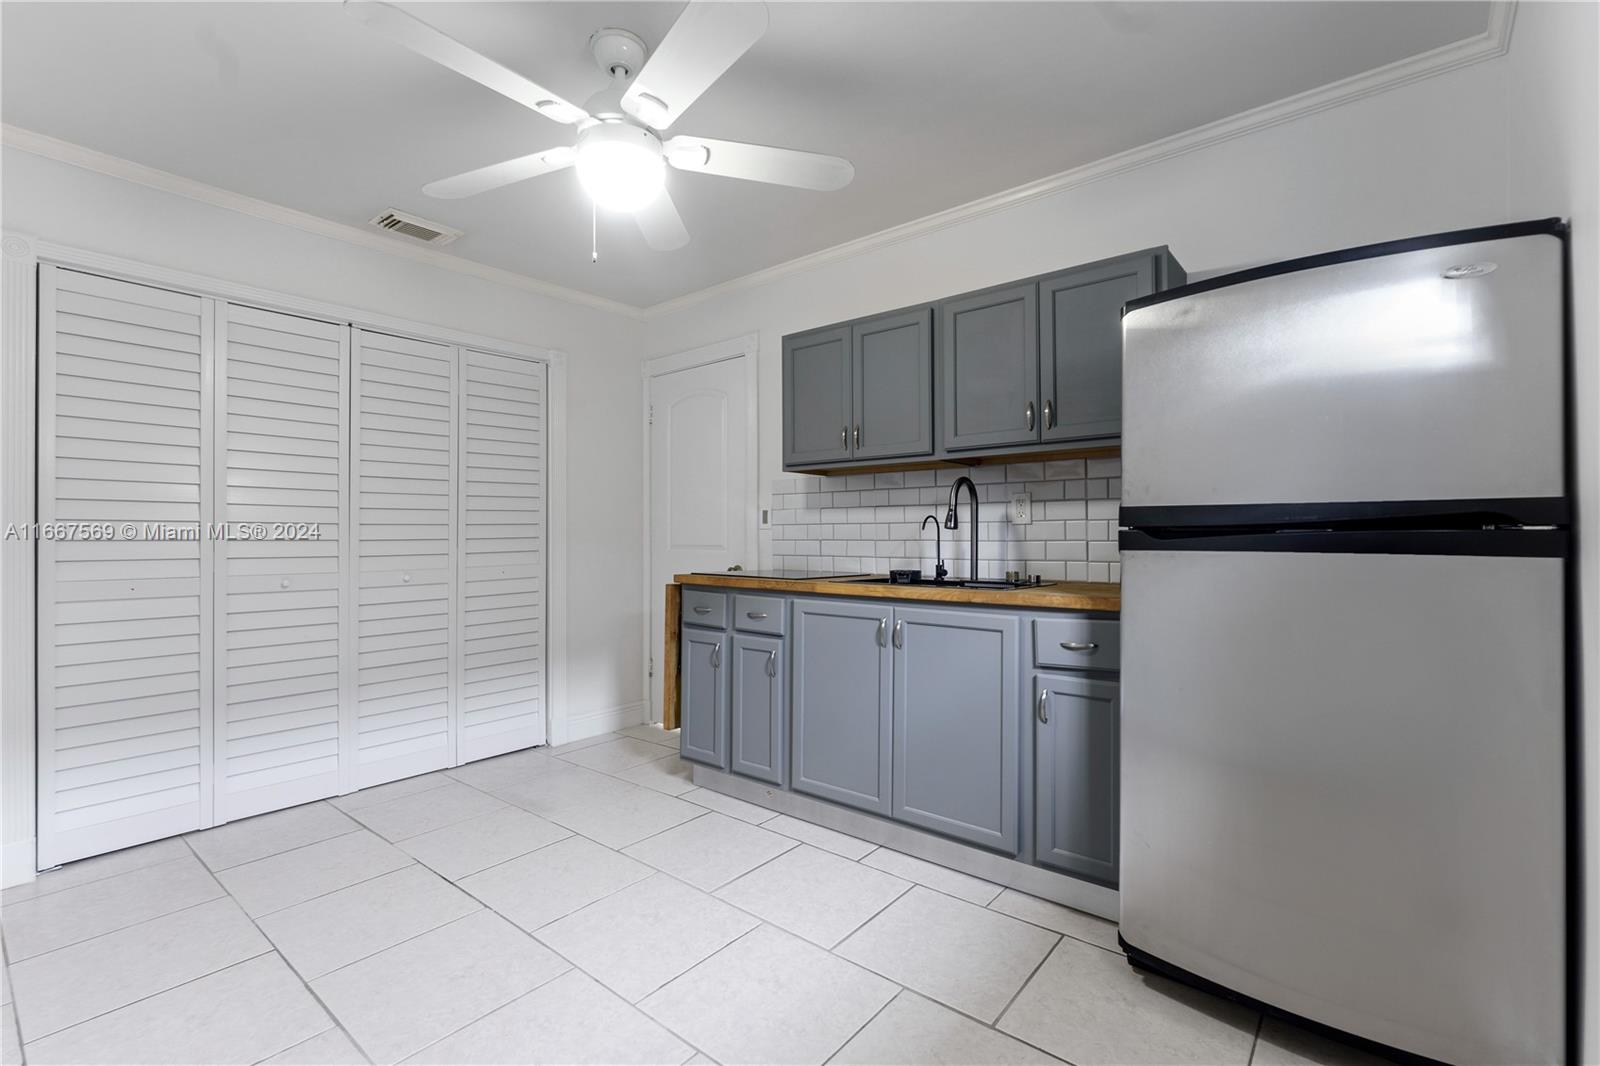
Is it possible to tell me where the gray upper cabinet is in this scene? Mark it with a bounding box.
[1039,254,1155,442]
[680,626,729,770]
[852,308,933,461]
[1034,671,1119,885]
[783,326,852,466]
[791,598,894,815]
[940,282,1040,451]
[891,607,1021,853]
[730,632,786,787]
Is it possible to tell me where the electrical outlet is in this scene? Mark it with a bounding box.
[1010,493,1033,524]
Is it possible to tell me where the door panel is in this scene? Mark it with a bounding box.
[791,599,892,814]
[891,607,1020,852]
[1034,672,1118,883]
[1120,547,1564,1064]
[852,309,933,461]
[730,633,785,786]
[1039,257,1151,442]
[353,330,456,787]
[940,283,1039,450]
[37,267,214,866]
[1122,233,1565,508]
[648,356,749,722]
[215,304,348,821]
[680,626,728,769]
[458,350,545,762]
[783,328,852,465]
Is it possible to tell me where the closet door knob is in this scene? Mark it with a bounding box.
[280,578,290,590]
[402,574,411,584]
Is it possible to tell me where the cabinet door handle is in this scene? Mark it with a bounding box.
[1059,640,1099,652]
[842,426,849,449]
[746,611,768,620]
[1037,687,1050,724]
[892,618,903,649]
[854,424,861,448]
[877,618,887,647]
[693,605,711,615]
[1043,398,1055,429]
[1025,401,1036,431]
[766,649,777,678]
[711,642,721,669]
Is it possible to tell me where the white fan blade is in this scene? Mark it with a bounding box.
[621,2,768,129]
[665,136,853,191]
[635,190,690,251]
[345,1,589,124]
[423,147,576,199]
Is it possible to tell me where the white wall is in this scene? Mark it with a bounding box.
[642,2,1598,1054]
[1,145,651,871]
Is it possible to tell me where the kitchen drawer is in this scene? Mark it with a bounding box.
[682,589,728,629]
[734,595,786,635]
[1033,616,1120,672]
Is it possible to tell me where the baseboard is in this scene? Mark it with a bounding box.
[2,836,36,888]
[552,701,646,746]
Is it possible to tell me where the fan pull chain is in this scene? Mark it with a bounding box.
[591,201,598,263]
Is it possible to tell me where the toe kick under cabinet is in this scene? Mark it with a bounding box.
[679,588,1120,887]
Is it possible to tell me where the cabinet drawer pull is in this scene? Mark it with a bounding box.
[766,649,777,678]
[711,642,721,669]
[693,605,712,615]
[842,426,849,449]
[877,618,887,647]
[1060,640,1099,652]
[746,611,768,620]
[1043,398,1055,429]
[892,618,903,649]
[1037,687,1050,724]
[854,424,861,448]
[1025,401,1035,431]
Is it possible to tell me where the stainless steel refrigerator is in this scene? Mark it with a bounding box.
[1117,220,1572,1065]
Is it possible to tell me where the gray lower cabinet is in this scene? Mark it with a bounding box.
[783,326,852,466]
[891,607,1021,853]
[791,598,893,815]
[730,633,786,786]
[940,282,1040,451]
[852,308,933,461]
[680,625,729,769]
[1034,671,1119,885]
[1039,254,1154,443]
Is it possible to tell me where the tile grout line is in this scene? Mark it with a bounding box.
[989,931,1066,1032]
[819,985,905,1065]
[1247,1010,1265,1065]
[180,835,376,1066]
[199,820,369,876]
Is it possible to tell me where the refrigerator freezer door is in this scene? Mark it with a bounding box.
[1121,233,1565,509]
[1119,547,1565,1065]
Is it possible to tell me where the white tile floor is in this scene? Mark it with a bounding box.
[0,726,1393,1066]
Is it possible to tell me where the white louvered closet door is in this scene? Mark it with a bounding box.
[37,267,214,868]
[214,305,350,821]
[458,350,546,762]
[353,330,457,787]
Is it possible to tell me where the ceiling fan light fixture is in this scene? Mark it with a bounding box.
[576,123,665,212]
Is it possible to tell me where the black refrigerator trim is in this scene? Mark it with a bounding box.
[1123,217,1568,314]
[1119,527,1569,558]
[1121,497,1570,531]
[1118,938,1449,1066]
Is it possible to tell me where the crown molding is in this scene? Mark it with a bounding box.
[0,123,645,320]
[2,3,1515,323]
[639,1,1518,317]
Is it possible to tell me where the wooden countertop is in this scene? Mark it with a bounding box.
[672,573,1120,613]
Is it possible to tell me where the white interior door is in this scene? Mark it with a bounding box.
[457,349,546,761]
[648,355,750,722]
[213,304,349,821]
[36,266,215,867]
[352,329,457,787]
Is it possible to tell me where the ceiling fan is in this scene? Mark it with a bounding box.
[345,1,855,251]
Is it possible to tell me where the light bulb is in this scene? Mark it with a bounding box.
[576,123,664,213]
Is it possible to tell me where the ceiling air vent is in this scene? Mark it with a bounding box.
[367,209,463,246]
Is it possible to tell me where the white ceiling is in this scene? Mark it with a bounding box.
[3,2,1490,308]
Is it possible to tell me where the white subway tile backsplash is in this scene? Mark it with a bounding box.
[767,460,1122,584]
